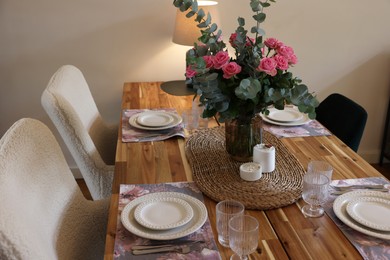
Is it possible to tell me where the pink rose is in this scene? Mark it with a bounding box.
[222,62,242,79]
[277,45,295,60]
[257,57,277,76]
[229,33,238,47]
[289,54,298,65]
[274,55,289,70]
[203,55,214,69]
[213,51,230,69]
[264,38,280,49]
[185,65,197,78]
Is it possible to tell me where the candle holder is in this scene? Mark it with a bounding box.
[253,144,275,173]
[239,162,262,181]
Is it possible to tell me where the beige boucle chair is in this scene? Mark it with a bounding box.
[0,118,109,260]
[41,65,117,200]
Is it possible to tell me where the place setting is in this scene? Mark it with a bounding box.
[114,182,221,258]
[332,189,390,240]
[259,106,331,138]
[301,163,390,241]
[260,106,311,126]
[122,108,185,142]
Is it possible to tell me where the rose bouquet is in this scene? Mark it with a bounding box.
[174,0,319,124]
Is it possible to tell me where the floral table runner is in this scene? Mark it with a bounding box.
[324,177,390,260]
[262,119,331,138]
[113,182,221,259]
[121,109,185,142]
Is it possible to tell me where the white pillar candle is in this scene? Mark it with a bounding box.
[239,162,262,181]
[253,144,275,173]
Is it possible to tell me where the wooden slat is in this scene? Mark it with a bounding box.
[104,82,385,260]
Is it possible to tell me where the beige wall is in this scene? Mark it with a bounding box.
[1,0,390,171]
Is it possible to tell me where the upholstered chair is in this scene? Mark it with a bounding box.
[316,93,368,152]
[0,118,109,260]
[41,65,117,200]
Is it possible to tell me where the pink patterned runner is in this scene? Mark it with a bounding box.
[324,177,390,260]
[113,182,221,259]
[121,109,185,142]
[262,119,331,138]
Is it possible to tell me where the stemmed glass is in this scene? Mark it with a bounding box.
[301,172,330,217]
[228,215,259,260]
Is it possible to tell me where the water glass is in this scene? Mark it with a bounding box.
[301,173,330,217]
[228,214,259,260]
[181,107,208,131]
[216,200,245,247]
[307,160,333,182]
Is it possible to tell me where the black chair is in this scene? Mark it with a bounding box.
[316,93,368,152]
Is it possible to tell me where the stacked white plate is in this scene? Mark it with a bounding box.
[260,106,311,126]
[333,190,390,240]
[121,192,208,240]
[129,111,183,130]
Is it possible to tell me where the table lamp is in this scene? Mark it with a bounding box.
[161,0,219,96]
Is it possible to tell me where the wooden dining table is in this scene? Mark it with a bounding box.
[104,81,385,259]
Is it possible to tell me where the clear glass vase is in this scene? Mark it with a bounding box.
[225,115,262,162]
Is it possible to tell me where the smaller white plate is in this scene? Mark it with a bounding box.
[136,111,174,127]
[134,197,194,230]
[267,108,303,122]
[129,111,182,131]
[346,197,390,231]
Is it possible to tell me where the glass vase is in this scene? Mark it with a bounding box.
[225,115,263,162]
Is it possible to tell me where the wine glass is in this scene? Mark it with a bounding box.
[307,160,333,184]
[301,173,329,217]
[228,215,259,260]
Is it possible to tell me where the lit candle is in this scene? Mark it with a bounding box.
[253,144,275,173]
[239,162,262,181]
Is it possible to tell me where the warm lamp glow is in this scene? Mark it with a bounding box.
[172,1,219,46]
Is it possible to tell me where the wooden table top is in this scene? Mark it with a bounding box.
[104,82,384,259]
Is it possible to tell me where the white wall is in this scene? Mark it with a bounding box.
[1,0,390,171]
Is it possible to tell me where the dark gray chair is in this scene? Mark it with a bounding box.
[316,93,368,152]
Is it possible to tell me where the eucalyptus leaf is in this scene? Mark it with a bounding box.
[253,13,266,23]
[186,11,196,18]
[238,17,245,26]
[191,0,198,12]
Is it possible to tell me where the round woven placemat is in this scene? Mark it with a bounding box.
[185,126,305,210]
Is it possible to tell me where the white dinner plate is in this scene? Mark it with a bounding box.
[266,107,303,123]
[260,108,311,126]
[346,197,390,232]
[121,192,207,240]
[333,190,390,240]
[136,111,174,127]
[129,111,182,130]
[134,197,194,230]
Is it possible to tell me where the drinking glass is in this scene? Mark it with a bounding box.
[307,160,333,182]
[228,215,259,260]
[301,173,330,217]
[216,200,245,247]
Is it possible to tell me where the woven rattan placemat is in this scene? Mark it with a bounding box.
[185,126,306,210]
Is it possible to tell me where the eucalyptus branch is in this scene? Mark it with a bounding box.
[174,0,220,47]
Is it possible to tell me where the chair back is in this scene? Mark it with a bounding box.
[41,65,116,200]
[0,118,108,260]
[316,93,368,152]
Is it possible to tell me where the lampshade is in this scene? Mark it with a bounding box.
[172,1,219,46]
